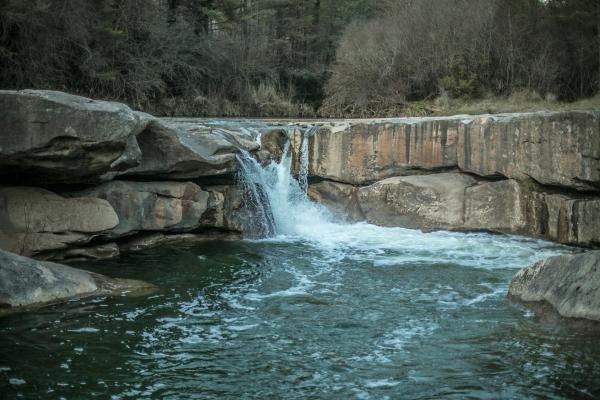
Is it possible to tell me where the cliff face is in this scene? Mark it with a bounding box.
[308,112,600,190]
[307,112,600,247]
[1,90,599,263]
[0,90,272,262]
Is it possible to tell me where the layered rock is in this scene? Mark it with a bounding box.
[310,174,600,246]
[309,119,459,185]
[459,112,600,191]
[124,119,259,180]
[0,90,149,183]
[508,251,600,322]
[0,186,119,256]
[0,249,155,312]
[74,180,212,238]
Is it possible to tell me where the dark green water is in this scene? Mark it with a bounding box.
[1,229,598,399]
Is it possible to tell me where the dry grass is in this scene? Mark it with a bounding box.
[406,91,600,117]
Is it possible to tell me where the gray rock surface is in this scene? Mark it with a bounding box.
[75,181,211,238]
[0,90,148,183]
[0,249,155,311]
[124,119,259,179]
[458,111,600,191]
[357,173,476,229]
[0,186,119,256]
[508,251,600,322]
[308,180,364,221]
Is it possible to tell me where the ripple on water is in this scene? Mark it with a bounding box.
[0,224,593,399]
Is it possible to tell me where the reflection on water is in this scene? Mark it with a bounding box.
[1,232,597,399]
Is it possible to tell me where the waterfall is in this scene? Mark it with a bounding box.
[236,126,333,238]
[297,126,316,193]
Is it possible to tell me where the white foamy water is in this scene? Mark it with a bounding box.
[236,136,572,269]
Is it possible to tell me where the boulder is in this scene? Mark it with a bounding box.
[508,251,600,322]
[0,90,148,183]
[357,173,476,229]
[309,119,460,184]
[123,119,259,179]
[0,249,155,313]
[308,180,364,221]
[74,181,211,238]
[458,111,600,191]
[0,186,118,256]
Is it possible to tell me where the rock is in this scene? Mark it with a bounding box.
[124,119,259,179]
[119,231,242,253]
[357,173,476,229]
[0,90,148,183]
[203,185,246,232]
[74,181,211,238]
[0,249,155,312]
[508,251,600,322]
[308,180,364,221]
[458,111,600,191]
[260,128,288,162]
[462,179,546,235]
[544,194,600,246]
[42,243,120,262]
[309,119,460,184]
[0,186,118,256]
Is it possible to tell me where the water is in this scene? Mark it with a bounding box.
[1,141,599,399]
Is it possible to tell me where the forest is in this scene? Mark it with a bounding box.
[1,0,599,117]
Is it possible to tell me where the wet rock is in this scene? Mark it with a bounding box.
[74,181,211,238]
[0,249,155,312]
[508,251,600,322]
[458,111,600,191]
[0,90,148,184]
[0,187,118,256]
[124,119,259,179]
[42,243,120,262]
[119,232,242,252]
[308,181,364,222]
[260,128,288,162]
[309,119,460,184]
[357,173,476,229]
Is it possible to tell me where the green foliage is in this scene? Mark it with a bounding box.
[439,56,481,99]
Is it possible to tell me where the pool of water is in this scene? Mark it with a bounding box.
[1,225,598,399]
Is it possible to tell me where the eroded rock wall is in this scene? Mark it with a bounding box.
[307,111,600,247]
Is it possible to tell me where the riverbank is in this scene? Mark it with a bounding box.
[1,89,599,323]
